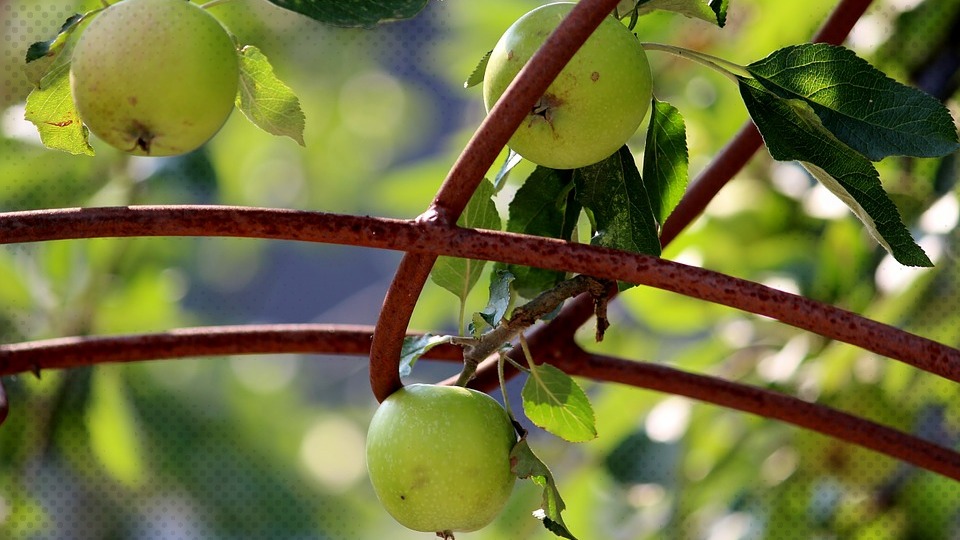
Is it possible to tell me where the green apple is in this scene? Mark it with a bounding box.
[366,384,517,534]
[483,2,653,169]
[69,0,239,156]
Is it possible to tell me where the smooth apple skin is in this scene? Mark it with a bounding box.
[69,0,239,156]
[483,2,653,169]
[366,384,517,533]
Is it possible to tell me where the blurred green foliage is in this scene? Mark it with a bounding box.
[0,0,959,538]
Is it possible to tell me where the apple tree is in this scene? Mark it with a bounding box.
[1,0,959,538]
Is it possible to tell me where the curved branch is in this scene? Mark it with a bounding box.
[0,324,462,375]
[3,205,959,384]
[369,254,436,399]
[5,323,958,480]
[461,336,960,480]
[370,0,625,402]
[571,350,960,481]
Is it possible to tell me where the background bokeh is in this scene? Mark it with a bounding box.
[1,0,959,538]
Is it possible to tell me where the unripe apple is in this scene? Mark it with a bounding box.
[366,384,517,534]
[483,2,653,169]
[69,0,239,156]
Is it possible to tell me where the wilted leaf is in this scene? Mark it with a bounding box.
[24,64,94,156]
[477,270,515,329]
[510,438,578,540]
[399,334,454,377]
[632,0,728,27]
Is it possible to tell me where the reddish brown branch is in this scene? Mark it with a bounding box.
[369,253,437,399]
[3,205,958,384]
[370,0,625,402]
[571,351,960,481]
[5,323,958,480]
[0,324,462,376]
[462,336,960,479]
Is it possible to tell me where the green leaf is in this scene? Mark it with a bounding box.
[493,149,523,192]
[522,363,597,443]
[505,167,579,298]
[86,368,144,488]
[431,178,502,301]
[464,50,491,89]
[399,334,453,377]
[574,146,661,257]
[23,12,92,86]
[633,0,728,27]
[477,269,514,329]
[24,64,94,156]
[739,78,931,267]
[237,46,306,146]
[746,44,960,161]
[263,0,428,28]
[510,438,578,540]
[642,98,688,227]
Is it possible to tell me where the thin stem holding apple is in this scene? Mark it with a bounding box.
[640,42,750,81]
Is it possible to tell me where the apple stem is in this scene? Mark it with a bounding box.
[640,42,750,81]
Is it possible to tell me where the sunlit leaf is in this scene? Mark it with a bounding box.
[747,44,960,160]
[465,50,491,89]
[739,78,931,267]
[237,45,306,146]
[642,98,688,227]
[24,64,94,156]
[522,363,597,442]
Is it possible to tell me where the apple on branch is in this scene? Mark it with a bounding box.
[483,2,653,170]
[365,384,517,537]
[69,0,239,156]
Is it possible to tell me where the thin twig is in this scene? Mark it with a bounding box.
[572,350,960,481]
